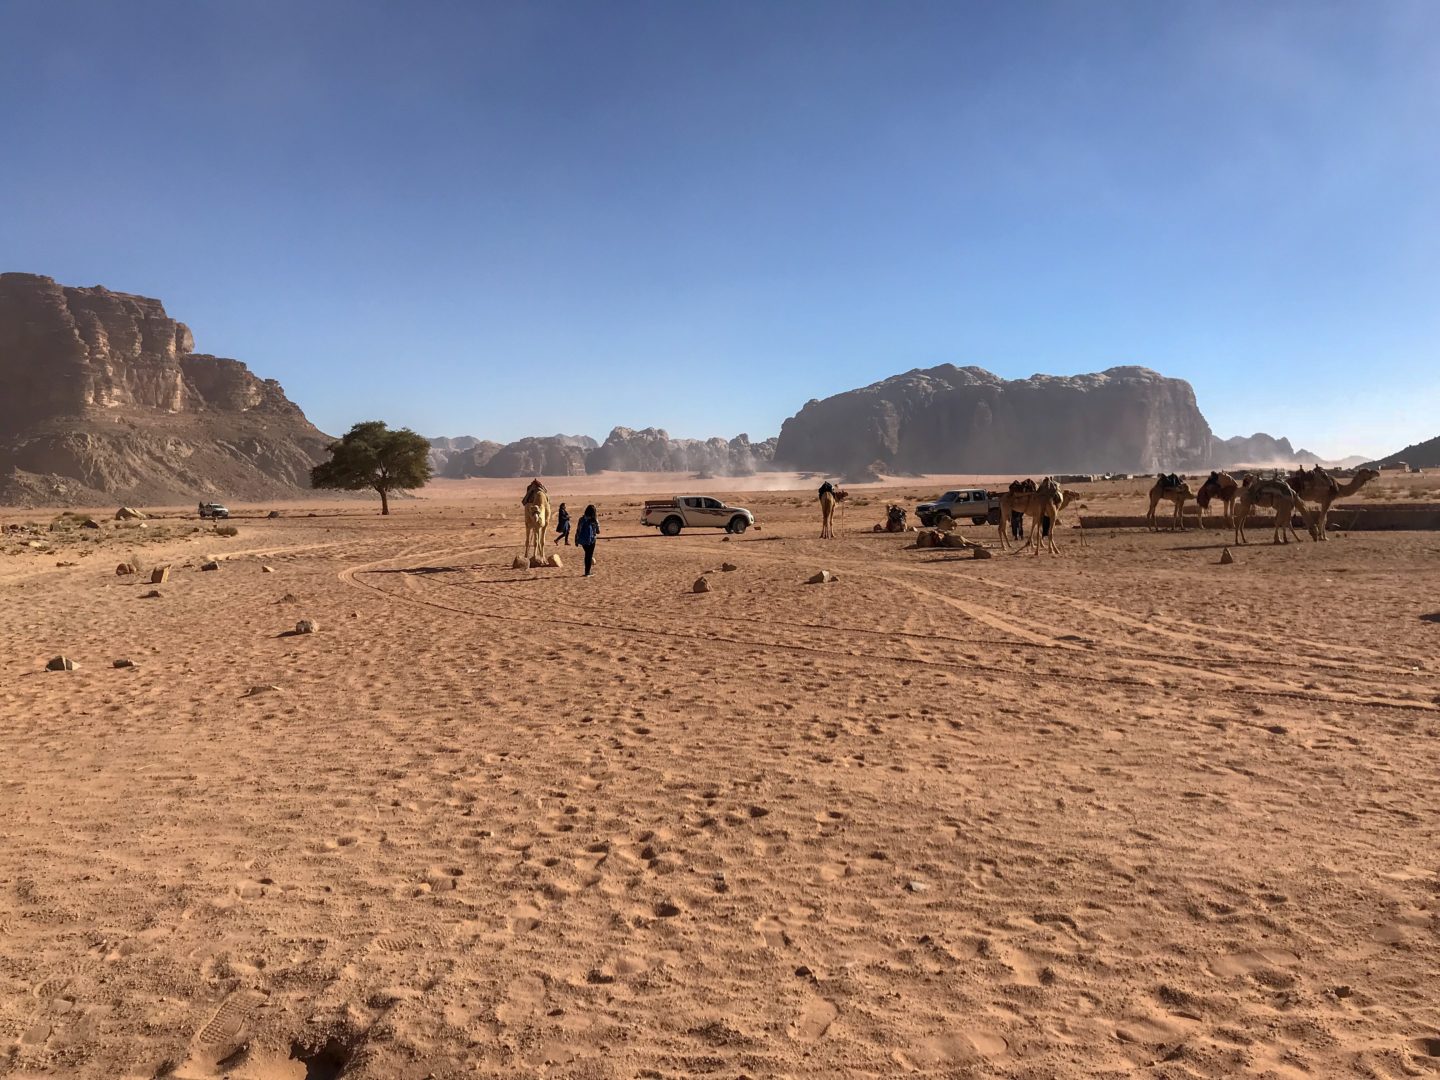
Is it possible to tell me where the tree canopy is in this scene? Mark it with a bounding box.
[310,420,432,515]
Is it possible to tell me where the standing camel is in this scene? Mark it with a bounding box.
[1146,475,1196,532]
[819,485,848,539]
[523,480,550,562]
[1233,478,1314,545]
[1287,466,1379,540]
[1195,471,1240,529]
[1019,480,1065,556]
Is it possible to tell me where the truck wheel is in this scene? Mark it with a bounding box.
[661,517,682,536]
[728,517,748,534]
[971,516,987,526]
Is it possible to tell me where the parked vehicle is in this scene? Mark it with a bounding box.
[641,496,755,535]
[197,502,230,519]
[915,488,999,527]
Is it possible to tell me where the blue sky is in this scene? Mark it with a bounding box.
[3,1,1437,457]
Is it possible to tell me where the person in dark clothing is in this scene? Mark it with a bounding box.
[575,504,599,576]
[1010,509,1025,540]
[554,502,571,545]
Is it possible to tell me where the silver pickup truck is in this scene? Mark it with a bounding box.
[641,496,755,535]
[915,488,1000,527]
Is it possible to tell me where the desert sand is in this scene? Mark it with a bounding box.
[2,475,1438,1079]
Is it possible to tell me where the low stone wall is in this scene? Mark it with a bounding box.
[1079,503,1440,532]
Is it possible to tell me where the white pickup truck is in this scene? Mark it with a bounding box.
[915,488,1000,527]
[642,496,755,535]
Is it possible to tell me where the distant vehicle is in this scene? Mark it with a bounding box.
[642,496,755,535]
[197,502,230,519]
[915,488,1000,527]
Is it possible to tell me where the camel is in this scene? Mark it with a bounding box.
[1233,477,1315,545]
[819,486,848,539]
[1146,475,1196,532]
[1013,483,1080,556]
[1195,470,1240,529]
[523,480,550,562]
[1287,466,1379,540]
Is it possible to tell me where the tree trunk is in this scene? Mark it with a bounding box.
[378,486,390,515]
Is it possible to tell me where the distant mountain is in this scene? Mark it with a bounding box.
[587,427,775,476]
[0,273,330,506]
[1211,433,1323,467]
[1365,435,1440,471]
[774,365,1216,474]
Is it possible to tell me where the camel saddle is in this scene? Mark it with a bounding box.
[1158,473,1182,490]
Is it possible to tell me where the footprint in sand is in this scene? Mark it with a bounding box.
[897,1031,1009,1067]
[790,998,838,1040]
[1208,948,1300,978]
[495,974,546,1025]
[191,988,269,1063]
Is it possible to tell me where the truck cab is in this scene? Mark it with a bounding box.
[915,488,998,527]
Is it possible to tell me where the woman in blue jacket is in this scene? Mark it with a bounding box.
[575,504,599,576]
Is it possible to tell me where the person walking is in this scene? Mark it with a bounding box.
[575,504,600,577]
[554,502,571,545]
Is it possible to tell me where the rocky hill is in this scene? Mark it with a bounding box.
[586,427,775,476]
[1213,433,1322,467]
[774,365,1218,475]
[1365,434,1440,471]
[0,273,331,506]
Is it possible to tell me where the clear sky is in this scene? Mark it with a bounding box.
[3,1,1437,457]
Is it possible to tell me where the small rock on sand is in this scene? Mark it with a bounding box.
[295,619,318,634]
[544,553,563,568]
[266,510,281,519]
[112,658,136,668]
[115,507,146,520]
[115,562,137,576]
[46,656,77,671]
[200,560,220,571]
[141,589,162,599]
[150,566,170,583]
[529,556,544,568]
[511,556,528,570]
[1220,547,1235,565]
[973,547,993,559]
[807,570,838,585]
[261,565,275,573]
[693,576,711,593]
[720,562,737,572]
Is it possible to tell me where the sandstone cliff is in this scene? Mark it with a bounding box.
[0,273,331,505]
[1212,433,1321,467]
[774,365,1216,475]
[473,435,595,478]
[586,427,776,476]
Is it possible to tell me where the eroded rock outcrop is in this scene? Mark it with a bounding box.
[774,365,1216,475]
[587,427,776,476]
[1212,433,1321,467]
[0,273,330,505]
[475,435,594,478]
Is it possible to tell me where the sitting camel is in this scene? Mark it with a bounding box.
[1287,466,1379,540]
[1146,475,1196,532]
[523,479,550,562]
[819,485,848,539]
[1233,477,1314,545]
[1195,470,1240,529]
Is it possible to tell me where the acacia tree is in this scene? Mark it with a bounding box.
[310,420,432,515]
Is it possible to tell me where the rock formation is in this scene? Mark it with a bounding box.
[0,273,330,505]
[1211,433,1321,467]
[475,435,594,478]
[775,365,1216,475]
[586,427,775,476]
[1365,434,1440,471]
[429,437,504,478]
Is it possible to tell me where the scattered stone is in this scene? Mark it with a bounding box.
[794,965,813,978]
[80,518,101,530]
[277,593,299,604]
[973,546,993,560]
[115,506,146,520]
[151,565,170,583]
[141,589,162,599]
[28,540,43,549]
[721,535,731,542]
[720,562,737,572]
[112,658,136,668]
[46,656,77,671]
[1219,547,1234,565]
[693,576,711,593]
[807,570,838,585]
[200,560,220,571]
[266,510,281,519]
[907,880,930,893]
[529,556,544,568]
[511,556,528,570]
[295,619,318,634]
[1331,985,1353,999]
[54,560,77,567]
[261,565,275,573]
[115,562,137,576]
[243,684,284,696]
[544,553,563,568]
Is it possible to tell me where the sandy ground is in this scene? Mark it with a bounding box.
[2,477,1438,1079]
